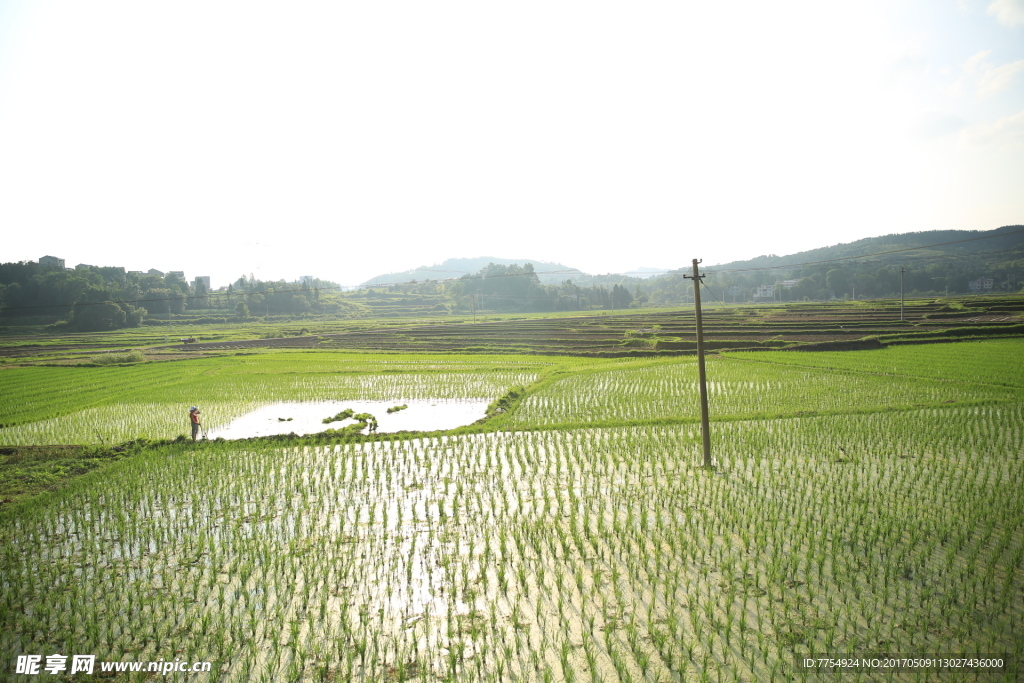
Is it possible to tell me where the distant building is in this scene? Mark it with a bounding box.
[75,263,95,270]
[39,255,65,270]
[299,275,315,285]
[781,279,801,289]
[167,271,185,280]
[754,284,775,300]
[193,276,211,290]
[147,269,164,277]
[969,277,994,292]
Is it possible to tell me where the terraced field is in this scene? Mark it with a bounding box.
[311,296,1024,356]
[3,294,1022,362]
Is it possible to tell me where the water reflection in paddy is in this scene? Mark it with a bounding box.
[206,399,489,439]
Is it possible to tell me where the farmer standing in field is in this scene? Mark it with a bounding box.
[189,406,202,441]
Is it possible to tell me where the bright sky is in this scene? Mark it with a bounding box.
[1,0,1022,287]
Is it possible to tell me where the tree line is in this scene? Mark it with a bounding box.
[443,262,644,312]
[3,246,1021,331]
[0,262,350,331]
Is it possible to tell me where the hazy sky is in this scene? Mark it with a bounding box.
[1,0,1022,287]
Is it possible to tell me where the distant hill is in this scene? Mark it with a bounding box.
[704,225,1024,273]
[360,225,1024,303]
[655,224,1024,301]
[362,257,585,286]
[365,227,1024,288]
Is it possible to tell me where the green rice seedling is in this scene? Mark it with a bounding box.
[1,343,1022,681]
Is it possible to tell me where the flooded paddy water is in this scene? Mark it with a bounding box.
[206,399,489,439]
[0,399,491,445]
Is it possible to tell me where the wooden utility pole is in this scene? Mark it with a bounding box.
[684,259,713,469]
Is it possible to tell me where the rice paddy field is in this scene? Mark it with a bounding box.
[0,352,543,446]
[2,340,1023,681]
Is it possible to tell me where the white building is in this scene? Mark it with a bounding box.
[969,277,994,292]
[193,276,211,290]
[754,284,775,300]
[39,255,65,269]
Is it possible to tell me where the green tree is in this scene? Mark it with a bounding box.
[825,269,848,297]
[164,272,188,295]
[611,284,633,309]
[139,288,186,314]
[790,277,818,300]
[71,301,127,331]
[67,286,144,330]
[633,285,649,305]
[191,280,210,309]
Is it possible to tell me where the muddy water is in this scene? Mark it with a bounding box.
[205,399,489,439]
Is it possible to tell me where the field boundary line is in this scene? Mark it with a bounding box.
[716,352,1024,390]
[492,398,1022,434]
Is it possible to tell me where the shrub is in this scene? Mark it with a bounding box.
[91,350,145,365]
